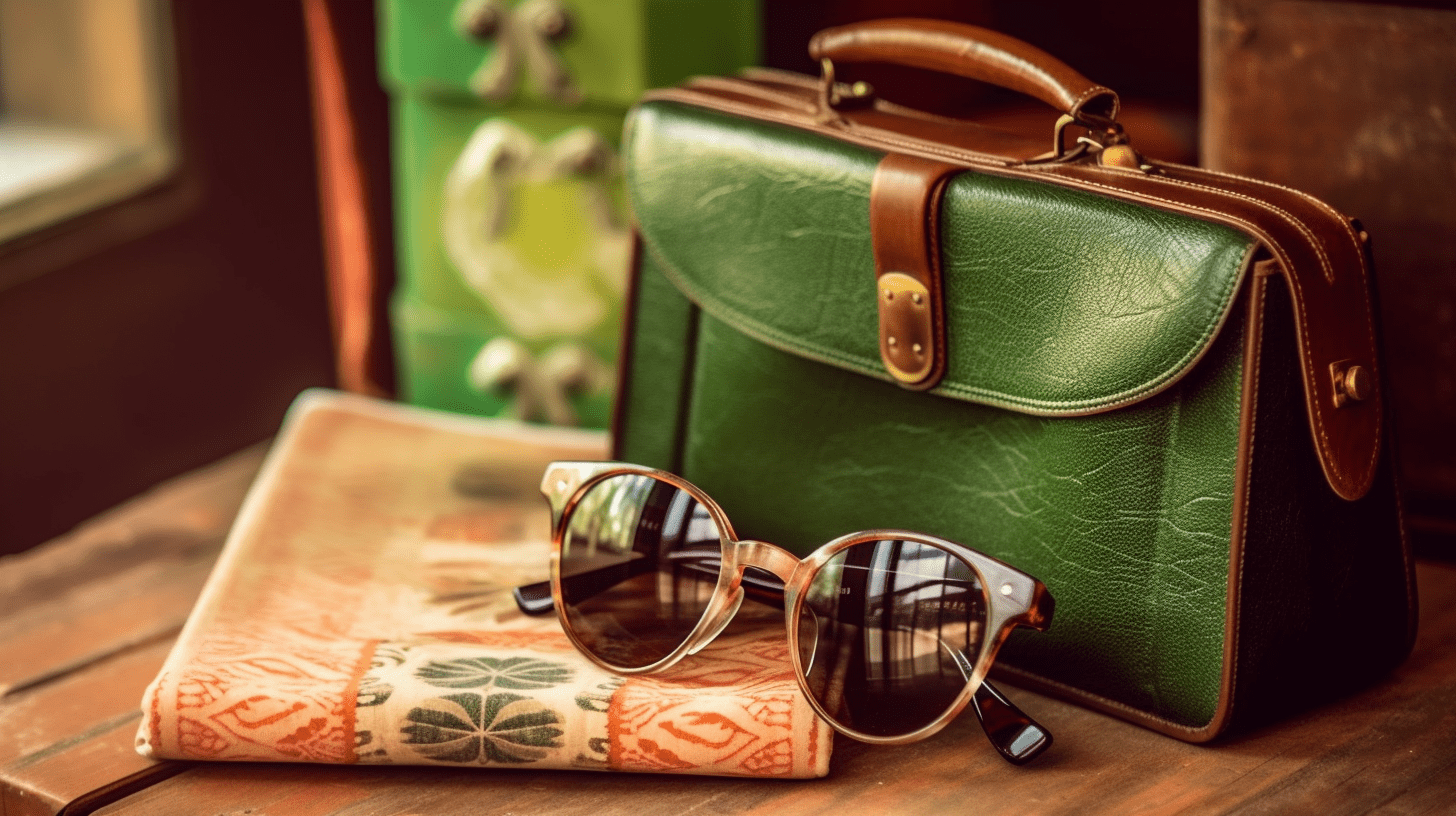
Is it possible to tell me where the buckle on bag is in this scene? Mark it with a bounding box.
[878,272,937,386]
[869,154,958,391]
[1030,114,1154,173]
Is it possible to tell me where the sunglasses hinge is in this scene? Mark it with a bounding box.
[736,539,800,583]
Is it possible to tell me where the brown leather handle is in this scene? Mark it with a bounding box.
[809,18,1119,123]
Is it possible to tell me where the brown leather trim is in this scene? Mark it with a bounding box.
[636,87,1260,425]
[1127,164,1381,503]
[869,154,959,389]
[808,19,1118,121]
[1211,261,1275,741]
[664,78,1048,163]
[679,75,819,116]
[638,78,1381,500]
[991,662,1218,741]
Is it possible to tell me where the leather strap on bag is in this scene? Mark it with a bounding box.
[870,153,961,390]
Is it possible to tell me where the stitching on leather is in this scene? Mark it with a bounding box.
[1178,162,1367,265]
[739,67,816,87]
[933,242,1248,412]
[634,94,1377,492]
[1069,84,1116,115]
[815,121,1371,464]
[813,103,1337,301]
[863,103,1376,484]
[1018,172,1348,487]
[636,237,901,385]
[640,221,1250,416]
[1356,253,1381,485]
[1057,173,1377,491]
[644,89,1014,169]
[1009,162,1371,490]
[833,123,1334,302]
[685,76,818,114]
[995,664,1214,738]
[1083,165,1379,492]
[1128,174,1333,284]
[1228,278,1264,734]
[630,101,1250,415]
[657,86,1356,293]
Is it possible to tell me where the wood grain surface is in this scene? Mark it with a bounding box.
[0,446,264,815]
[4,442,1455,815]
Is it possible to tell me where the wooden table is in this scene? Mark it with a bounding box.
[3,446,1454,816]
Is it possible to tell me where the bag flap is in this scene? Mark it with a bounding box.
[625,99,1257,415]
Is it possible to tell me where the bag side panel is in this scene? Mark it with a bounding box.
[1231,273,1415,731]
[675,305,1248,730]
[613,250,699,472]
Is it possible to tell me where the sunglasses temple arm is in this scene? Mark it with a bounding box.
[513,564,787,617]
[514,556,671,617]
[513,579,557,616]
[972,679,1053,765]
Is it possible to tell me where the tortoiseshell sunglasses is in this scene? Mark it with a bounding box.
[513,461,1056,764]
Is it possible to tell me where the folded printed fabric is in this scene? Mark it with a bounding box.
[136,390,832,778]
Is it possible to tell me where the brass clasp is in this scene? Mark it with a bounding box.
[1028,114,1152,173]
[817,58,875,122]
[1330,359,1373,408]
[878,272,937,387]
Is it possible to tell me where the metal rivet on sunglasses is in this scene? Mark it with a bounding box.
[1001,583,1015,596]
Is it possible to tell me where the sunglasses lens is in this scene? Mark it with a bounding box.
[557,473,723,670]
[798,538,988,738]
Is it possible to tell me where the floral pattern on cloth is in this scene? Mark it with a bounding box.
[353,637,622,769]
[135,391,832,778]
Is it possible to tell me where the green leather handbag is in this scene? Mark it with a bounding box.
[611,20,1416,741]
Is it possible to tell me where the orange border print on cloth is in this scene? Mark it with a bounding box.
[136,391,832,777]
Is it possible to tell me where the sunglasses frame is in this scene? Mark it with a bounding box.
[541,460,1054,747]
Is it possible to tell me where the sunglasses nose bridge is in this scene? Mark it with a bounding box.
[735,540,799,582]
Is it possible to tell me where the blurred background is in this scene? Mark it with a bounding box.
[0,0,1451,556]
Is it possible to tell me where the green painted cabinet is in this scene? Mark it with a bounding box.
[380,0,759,425]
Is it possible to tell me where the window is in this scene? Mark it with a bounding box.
[0,0,176,246]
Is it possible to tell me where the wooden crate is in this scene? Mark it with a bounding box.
[1202,0,1456,550]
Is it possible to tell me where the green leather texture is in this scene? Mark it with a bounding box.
[616,247,698,471]
[616,100,1262,730]
[620,252,1244,728]
[626,101,1254,414]
[615,96,1415,737]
